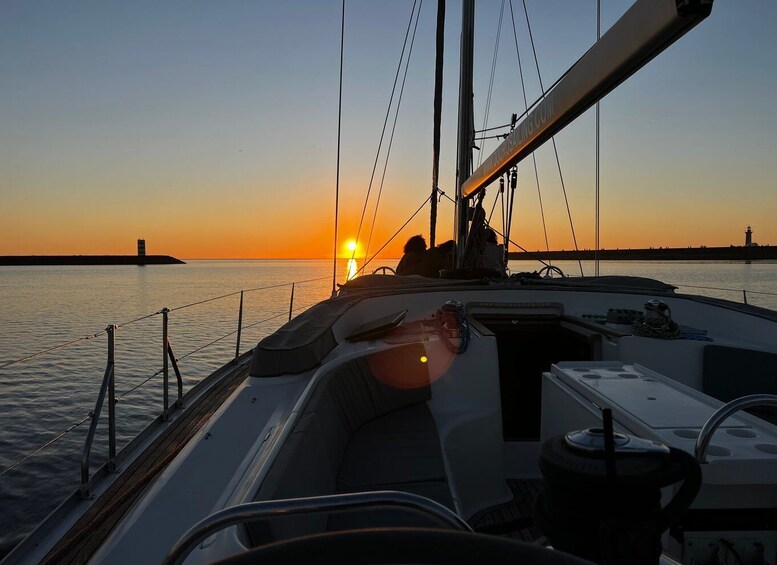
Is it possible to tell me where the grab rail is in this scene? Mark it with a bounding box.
[162,490,472,565]
[80,325,117,497]
[695,394,777,463]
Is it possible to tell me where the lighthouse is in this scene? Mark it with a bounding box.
[137,239,146,265]
[745,226,753,247]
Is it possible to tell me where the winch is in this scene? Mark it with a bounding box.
[534,413,701,564]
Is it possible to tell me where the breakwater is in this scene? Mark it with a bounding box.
[508,246,777,261]
[0,255,185,266]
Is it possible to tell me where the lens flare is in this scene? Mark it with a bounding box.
[368,342,453,389]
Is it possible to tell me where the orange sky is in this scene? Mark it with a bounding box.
[2,2,776,260]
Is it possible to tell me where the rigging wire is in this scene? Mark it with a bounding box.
[364,0,423,261]
[476,0,506,169]
[508,0,550,264]
[595,0,601,276]
[439,191,550,268]
[356,193,432,276]
[520,0,584,277]
[486,188,499,224]
[349,0,420,269]
[333,0,346,294]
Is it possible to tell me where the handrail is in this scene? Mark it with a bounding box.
[80,325,117,497]
[162,490,472,565]
[695,394,777,463]
[161,308,184,416]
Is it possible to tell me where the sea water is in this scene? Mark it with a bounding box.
[1,259,776,554]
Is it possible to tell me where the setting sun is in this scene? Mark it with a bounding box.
[346,240,357,252]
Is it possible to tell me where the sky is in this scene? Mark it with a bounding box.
[1,1,776,259]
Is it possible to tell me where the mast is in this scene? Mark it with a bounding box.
[454,0,475,266]
[429,0,445,248]
[460,0,713,200]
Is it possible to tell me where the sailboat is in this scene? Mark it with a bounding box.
[6,1,777,563]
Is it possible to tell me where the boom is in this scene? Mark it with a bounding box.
[460,0,713,199]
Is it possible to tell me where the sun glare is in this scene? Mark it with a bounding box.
[346,240,357,252]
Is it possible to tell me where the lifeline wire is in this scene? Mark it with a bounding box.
[1,277,345,477]
[2,277,330,371]
[0,331,106,369]
[0,414,92,478]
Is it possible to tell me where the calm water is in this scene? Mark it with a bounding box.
[1,258,776,554]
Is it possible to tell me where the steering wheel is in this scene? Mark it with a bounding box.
[216,528,593,564]
[537,265,566,279]
[372,266,397,275]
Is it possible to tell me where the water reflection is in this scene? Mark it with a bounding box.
[346,258,359,281]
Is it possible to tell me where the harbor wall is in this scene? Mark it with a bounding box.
[508,246,777,261]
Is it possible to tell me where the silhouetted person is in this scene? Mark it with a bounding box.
[482,228,506,273]
[397,235,429,276]
[427,239,456,276]
[397,235,458,277]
